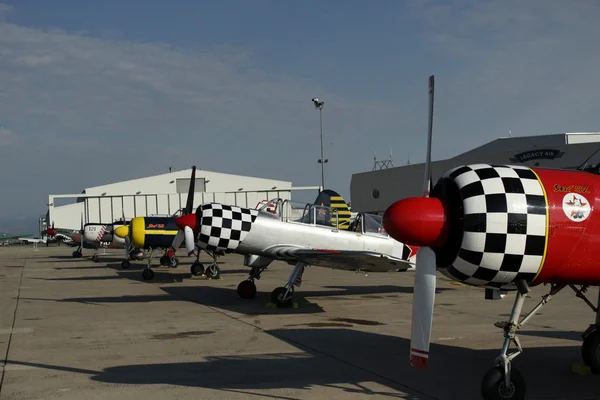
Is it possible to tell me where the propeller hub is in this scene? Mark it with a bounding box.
[175,214,196,231]
[383,197,448,247]
[114,226,129,239]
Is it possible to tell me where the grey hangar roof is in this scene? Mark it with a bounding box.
[350,132,600,214]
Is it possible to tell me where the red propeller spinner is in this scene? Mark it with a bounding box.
[46,223,57,237]
[175,214,196,231]
[383,197,449,248]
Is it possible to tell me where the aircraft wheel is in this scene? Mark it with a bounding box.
[270,287,293,308]
[142,268,154,280]
[191,262,204,276]
[169,257,179,268]
[481,366,525,400]
[159,255,168,266]
[72,251,82,258]
[92,255,99,263]
[237,280,257,299]
[121,260,131,269]
[206,264,221,279]
[582,330,600,372]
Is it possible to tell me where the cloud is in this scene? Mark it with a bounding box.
[2,1,600,226]
[409,0,600,155]
[0,2,13,19]
[0,13,410,220]
[0,127,18,146]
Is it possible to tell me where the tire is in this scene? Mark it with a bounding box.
[121,260,131,269]
[271,287,293,308]
[191,262,205,276]
[206,264,221,279]
[142,268,154,280]
[582,330,600,372]
[481,366,526,400]
[237,280,257,299]
[159,255,168,266]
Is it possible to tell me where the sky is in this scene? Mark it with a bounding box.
[1,0,600,233]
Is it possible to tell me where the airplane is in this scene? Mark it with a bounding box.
[113,166,200,277]
[77,220,140,262]
[381,75,600,400]
[0,233,33,243]
[171,188,418,307]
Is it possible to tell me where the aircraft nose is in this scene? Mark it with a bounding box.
[176,214,196,231]
[383,197,448,247]
[114,226,129,238]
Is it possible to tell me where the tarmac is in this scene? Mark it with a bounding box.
[1,245,600,400]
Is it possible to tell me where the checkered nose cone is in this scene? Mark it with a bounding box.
[438,164,548,287]
[196,203,259,252]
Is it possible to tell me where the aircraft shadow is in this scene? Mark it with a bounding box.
[54,265,112,270]
[519,329,584,341]
[33,276,124,282]
[6,328,600,400]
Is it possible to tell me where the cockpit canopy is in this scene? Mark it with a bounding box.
[578,147,600,174]
[256,197,386,236]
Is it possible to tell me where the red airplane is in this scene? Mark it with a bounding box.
[382,75,600,400]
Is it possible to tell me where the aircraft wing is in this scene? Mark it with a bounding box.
[0,234,32,241]
[19,237,46,243]
[262,246,414,272]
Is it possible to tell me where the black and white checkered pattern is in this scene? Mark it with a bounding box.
[439,164,548,288]
[196,203,259,252]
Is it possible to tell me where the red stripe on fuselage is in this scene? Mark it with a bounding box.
[532,168,600,285]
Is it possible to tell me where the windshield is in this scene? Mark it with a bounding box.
[577,147,600,174]
[362,213,388,236]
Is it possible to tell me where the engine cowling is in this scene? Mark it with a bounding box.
[430,163,548,288]
[194,203,260,253]
[385,163,600,289]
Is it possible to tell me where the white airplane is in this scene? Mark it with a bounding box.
[171,192,418,307]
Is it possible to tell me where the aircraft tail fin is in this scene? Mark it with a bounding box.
[314,189,352,230]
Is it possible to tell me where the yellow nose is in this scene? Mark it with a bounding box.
[114,226,129,238]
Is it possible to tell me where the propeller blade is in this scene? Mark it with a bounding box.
[423,75,434,197]
[184,226,195,255]
[124,235,131,258]
[171,230,184,251]
[184,166,196,215]
[410,246,436,369]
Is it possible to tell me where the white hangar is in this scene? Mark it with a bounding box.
[47,168,319,232]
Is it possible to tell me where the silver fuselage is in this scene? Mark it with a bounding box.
[236,212,407,264]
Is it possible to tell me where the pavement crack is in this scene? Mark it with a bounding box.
[0,260,26,395]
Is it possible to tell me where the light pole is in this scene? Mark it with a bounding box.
[312,97,326,190]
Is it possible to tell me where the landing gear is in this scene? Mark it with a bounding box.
[72,244,83,258]
[142,267,154,280]
[121,260,130,269]
[205,263,221,279]
[481,366,526,400]
[237,267,266,299]
[193,251,220,279]
[577,286,600,372]
[91,254,99,263]
[141,248,156,280]
[481,281,565,400]
[191,262,205,276]
[160,254,169,266]
[237,280,257,299]
[269,262,306,308]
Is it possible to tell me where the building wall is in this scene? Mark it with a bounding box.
[48,169,294,230]
[82,168,292,196]
[350,140,600,214]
